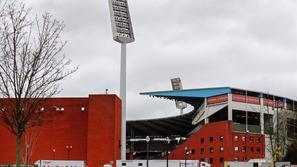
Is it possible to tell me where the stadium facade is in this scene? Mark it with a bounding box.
[128,87,297,166]
[0,87,296,167]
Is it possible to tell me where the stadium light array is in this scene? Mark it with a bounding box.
[108,0,135,160]
[109,0,134,44]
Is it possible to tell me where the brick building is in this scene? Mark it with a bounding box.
[167,121,265,166]
[0,95,121,167]
[127,87,296,166]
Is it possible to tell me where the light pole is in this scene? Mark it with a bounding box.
[146,136,150,167]
[184,147,189,167]
[25,144,29,167]
[184,147,187,167]
[52,149,56,160]
[166,137,170,167]
[66,145,72,160]
[108,0,135,161]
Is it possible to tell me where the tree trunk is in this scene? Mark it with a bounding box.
[16,130,23,167]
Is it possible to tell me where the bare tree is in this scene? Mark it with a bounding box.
[283,109,297,163]
[22,126,41,166]
[265,98,292,166]
[0,1,77,166]
[267,100,297,166]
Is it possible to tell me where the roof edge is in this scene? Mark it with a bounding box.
[140,86,231,95]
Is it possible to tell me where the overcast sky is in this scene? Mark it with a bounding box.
[25,0,297,120]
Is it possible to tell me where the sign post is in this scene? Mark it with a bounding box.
[108,0,135,160]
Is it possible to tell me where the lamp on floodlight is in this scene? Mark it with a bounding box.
[109,0,134,44]
[108,0,135,160]
[171,78,187,115]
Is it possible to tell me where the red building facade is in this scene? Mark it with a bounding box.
[0,95,121,167]
[168,121,265,167]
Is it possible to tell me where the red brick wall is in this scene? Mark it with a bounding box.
[0,98,89,163]
[0,95,121,167]
[167,121,265,167]
[87,95,121,167]
[0,124,16,163]
[37,98,89,161]
[231,132,265,161]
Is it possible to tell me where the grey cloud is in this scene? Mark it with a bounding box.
[23,0,297,119]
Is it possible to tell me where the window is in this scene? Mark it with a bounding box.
[287,118,297,138]
[256,148,260,154]
[250,147,254,152]
[219,136,223,142]
[210,137,214,143]
[242,136,246,142]
[256,137,260,143]
[242,146,246,153]
[220,157,224,164]
[234,135,239,141]
[200,148,205,154]
[234,146,239,152]
[122,163,126,166]
[288,124,296,138]
[220,146,224,152]
[250,136,254,142]
[200,138,204,144]
[191,149,195,154]
[210,158,213,164]
[138,163,143,166]
[209,147,214,153]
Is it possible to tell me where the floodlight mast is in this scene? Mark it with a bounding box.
[108,0,135,160]
[171,78,187,115]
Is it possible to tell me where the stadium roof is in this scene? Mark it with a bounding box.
[127,87,232,138]
[140,87,231,98]
[140,86,296,106]
[140,87,231,99]
[140,87,231,108]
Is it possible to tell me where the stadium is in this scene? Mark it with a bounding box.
[0,87,296,167]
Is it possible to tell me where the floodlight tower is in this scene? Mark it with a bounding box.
[108,0,135,160]
[171,78,187,115]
